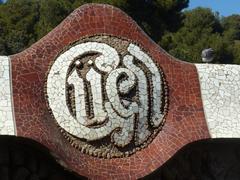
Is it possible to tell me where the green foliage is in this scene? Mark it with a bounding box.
[0,0,39,55]
[222,15,240,41]
[233,41,240,63]
[161,8,238,64]
[0,0,239,65]
[220,15,240,64]
[0,0,188,55]
[35,0,73,39]
[125,0,189,42]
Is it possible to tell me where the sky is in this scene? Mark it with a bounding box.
[187,0,240,17]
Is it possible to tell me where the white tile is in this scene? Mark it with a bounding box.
[46,40,166,148]
[196,64,240,138]
[0,56,16,135]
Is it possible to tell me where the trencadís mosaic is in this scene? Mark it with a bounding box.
[45,35,168,158]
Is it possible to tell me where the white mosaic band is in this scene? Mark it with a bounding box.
[0,56,16,135]
[2,47,240,141]
[196,64,240,138]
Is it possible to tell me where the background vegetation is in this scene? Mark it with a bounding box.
[0,0,240,64]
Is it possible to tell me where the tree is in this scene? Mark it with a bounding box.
[220,15,240,64]
[35,0,129,39]
[0,0,39,55]
[125,0,189,42]
[0,0,239,65]
[35,0,73,39]
[160,8,233,63]
[0,0,189,55]
[232,41,240,64]
[222,15,240,41]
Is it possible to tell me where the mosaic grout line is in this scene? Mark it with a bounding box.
[196,64,240,138]
[0,56,16,135]
[9,4,210,179]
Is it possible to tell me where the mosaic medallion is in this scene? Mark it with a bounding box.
[45,35,168,158]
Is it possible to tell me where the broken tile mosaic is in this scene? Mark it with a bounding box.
[45,35,168,158]
[0,56,15,135]
[196,64,240,138]
[10,4,210,178]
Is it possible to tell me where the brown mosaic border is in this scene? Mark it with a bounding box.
[10,4,210,179]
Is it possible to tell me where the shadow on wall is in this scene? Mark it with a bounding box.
[0,136,86,180]
[143,138,240,180]
[1,136,240,179]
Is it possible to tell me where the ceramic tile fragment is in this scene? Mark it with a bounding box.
[196,64,240,138]
[10,4,210,179]
[46,36,168,158]
[0,56,15,135]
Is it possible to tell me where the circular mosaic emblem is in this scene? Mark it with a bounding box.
[45,35,168,158]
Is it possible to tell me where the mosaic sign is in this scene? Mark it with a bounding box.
[45,35,168,158]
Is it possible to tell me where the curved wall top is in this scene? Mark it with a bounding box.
[0,3,239,179]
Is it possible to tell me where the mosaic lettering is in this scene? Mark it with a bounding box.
[45,36,168,158]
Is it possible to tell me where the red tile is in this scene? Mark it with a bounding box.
[10,4,210,179]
